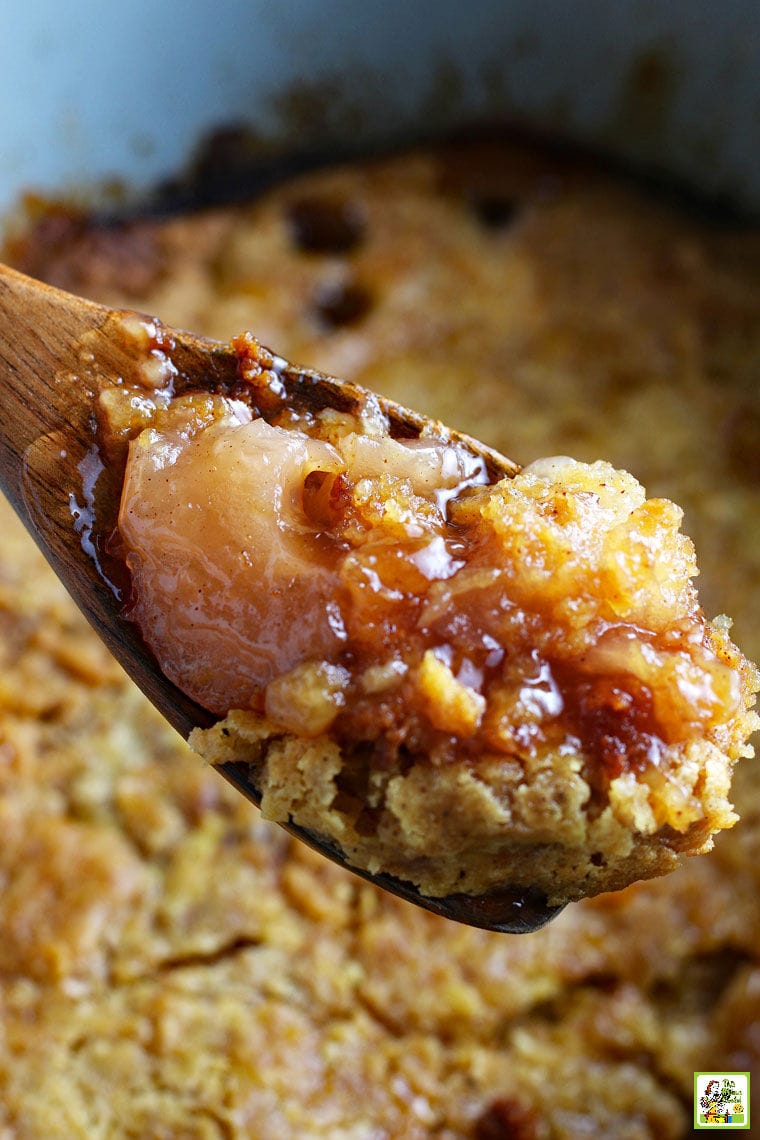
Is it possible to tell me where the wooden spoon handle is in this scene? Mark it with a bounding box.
[0,265,103,495]
[0,264,210,735]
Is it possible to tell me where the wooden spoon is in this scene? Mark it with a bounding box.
[0,262,564,934]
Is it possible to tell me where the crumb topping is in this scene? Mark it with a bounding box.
[5,131,760,1136]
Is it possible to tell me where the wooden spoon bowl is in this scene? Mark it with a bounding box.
[0,263,563,934]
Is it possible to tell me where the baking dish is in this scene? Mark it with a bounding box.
[2,1,760,216]
[1,5,759,1139]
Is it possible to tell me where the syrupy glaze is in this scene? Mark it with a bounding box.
[104,333,752,802]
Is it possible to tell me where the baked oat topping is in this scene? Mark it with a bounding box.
[5,132,760,1138]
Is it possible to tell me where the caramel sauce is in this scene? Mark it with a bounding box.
[551,665,665,781]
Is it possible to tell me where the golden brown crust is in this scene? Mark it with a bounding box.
[2,132,760,1137]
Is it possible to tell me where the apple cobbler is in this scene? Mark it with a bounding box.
[2,133,760,1138]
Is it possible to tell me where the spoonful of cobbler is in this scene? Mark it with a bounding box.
[0,263,757,933]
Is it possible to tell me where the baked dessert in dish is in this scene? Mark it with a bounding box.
[103,331,757,906]
[2,133,760,1138]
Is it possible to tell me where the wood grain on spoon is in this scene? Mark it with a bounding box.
[0,263,518,733]
[0,263,560,935]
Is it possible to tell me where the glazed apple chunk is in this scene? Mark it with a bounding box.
[114,364,759,906]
